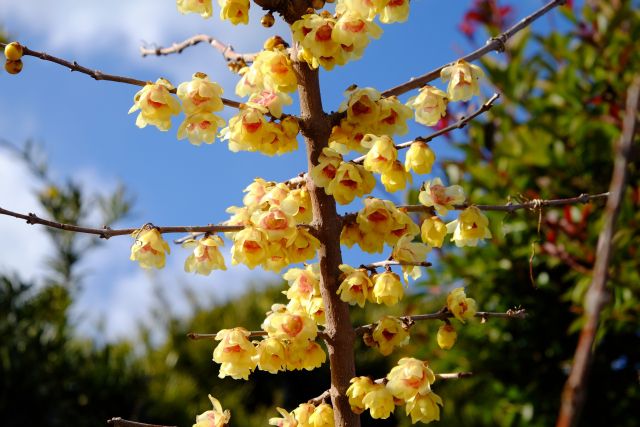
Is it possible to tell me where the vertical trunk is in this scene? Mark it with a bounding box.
[293,57,360,427]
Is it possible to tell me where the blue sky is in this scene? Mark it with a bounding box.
[0,0,553,340]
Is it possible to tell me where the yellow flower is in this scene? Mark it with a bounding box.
[405,391,443,424]
[4,42,24,61]
[406,86,448,126]
[329,120,367,155]
[325,162,375,205]
[339,87,381,125]
[336,0,384,21]
[380,160,412,193]
[440,59,485,102]
[362,134,397,174]
[283,264,321,305]
[242,177,272,208]
[446,287,477,323]
[418,177,465,216]
[247,90,292,119]
[177,72,224,114]
[193,394,231,427]
[284,339,326,371]
[309,403,334,427]
[337,264,373,307]
[371,271,404,306]
[221,107,269,152]
[446,206,492,247]
[129,227,170,269]
[183,234,226,275]
[177,0,213,18]
[269,407,297,427]
[371,315,410,356]
[256,50,298,93]
[386,358,436,400]
[404,141,436,174]
[379,0,410,23]
[292,14,344,70]
[357,198,397,236]
[212,328,257,380]
[289,187,313,224]
[218,0,249,24]
[347,377,374,414]
[231,226,268,269]
[251,207,297,243]
[376,96,413,136]
[178,112,226,146]
[253,337,286,374]
[304,297,326,326]
[362,383,395,419]
[436,323,457,350]
[387,209,420,246]
[420,216,447,248]
[293,403,316,426]
[392,234,431,282]
[262,305,318,342]
[128,78,181,131]
[332,10,382,61]
[311,148,343,188]
[287,229,320,264]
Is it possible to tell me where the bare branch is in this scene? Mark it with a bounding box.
[107,418,176,427]
[382,0,568,97]
[308,390,332,406]
[0,42,243,109]
[361,260,432,271]
[188,330,330,340]
[352,93,500,165]
[140,34,259,62]
[556,76,640,427]
[354,309,527,335]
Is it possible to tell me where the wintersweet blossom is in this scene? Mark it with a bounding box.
[129,227,170,269]
[362,134,397,174]
[329,120,367,154]
[310,148,343,188]
[405,391,443,424]
[256,50,298,93]
[436,323,457,350]
[252,337,286,374]
[292,13,344,70]
[177,0,213,18]
[262,304,318,342]
[387,209,420,246]
[347,376,375,414]
[421,216,447,248]
[376,96,413,136]
[212,328,257,380]
[193,395,231,427]
[362,383,395,419]
[371,315,410,355]
[378,0,410,23]
[177,72,224,114]
[178,112,226,146]
[406,86,448,126]
[371,271,404,306]
[339,87,381,125]
[218,0,249,24]
[335,0,383,21]
[446,287,477,323]
[391,234,431,282]
[440,59,485,102]
[404,141,436,174]
[446,206,492,247]
[337,264,373,307]
[283,264,321,305]
[309,403,334,427]
[284,339,326,371]
[418,178,465,216]
[231,226,268,269]
[386,358,436,400]
[269,407,297,427]
[247,90,293,119]
[380,160,412,192]
[128,78,181,131]
[293,403,316,426]
[332,10,382,60]
[287,229,321,264]
[325,162,375,205]
[183,234,226,275]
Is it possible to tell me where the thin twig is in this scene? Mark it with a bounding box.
[107,418,176,427]
[354,309,527,335]
[140,34,259,62]
[556,76,640,427]
[382,0,568,97]
[308,390,332,406]
[361,260,432,271]
[188,330,330,340]
[0,42,242,109]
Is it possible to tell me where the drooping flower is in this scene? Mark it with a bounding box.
[128,78,181,131]
[178,112,226,146]
[376,96,413,136]
[262,304,318,342]
[177,72,224,114]
[378,0,410,23]
[292,13,344,70]
[392,234,431,282]
[269,407,297,427]
[362,134,397,175]
[332,10,383,61]
[183,234,227,274]
[293,403,316,426]
[283,264,321,305]
[325,162,375,205]
[386,358,436,400]
[404,141,436,174]
[256,50,298,93]
[308,403,334,427]
[436,323,457,350]
[337,264,373,307]
[371,271,404,306]
[311,148,343,188]
[420,216,447,248]
[247,90,293,119]
[446,287,477,323]
[446,206,492,247]
[193,394,231,427]
[218,0,250,25]
[212,328,257,380]
[406,86,448,126]
[347,376,375,414]
[253,337,286,374]
[380,160,413,192]
[362,383,395,419]
[231,226,268,269]
[371,315,410,355]
[177,0,213,18]
[339,87,381,125]
[405,391,443,424]
[440,59,484,102]
[286,229,320,264]
[418,178,465,216]
[129,227,170,269]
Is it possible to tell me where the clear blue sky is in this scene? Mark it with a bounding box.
[0,0,554,339]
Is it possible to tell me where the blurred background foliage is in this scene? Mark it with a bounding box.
[1,1,639,426]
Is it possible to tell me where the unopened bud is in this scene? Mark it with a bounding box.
[4,59,23,75]
[4,42,24,61]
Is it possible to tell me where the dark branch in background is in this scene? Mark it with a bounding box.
[556,76,640,427]
[188,330,330,341]
[382,0,568,97]
[140,34,259,62]
[0,42,243,109]
[351,94,500,165]
[107,418,176,427]
[354,309,527,335]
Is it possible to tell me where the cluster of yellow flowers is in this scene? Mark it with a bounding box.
[291,0,409,70]
[269,403,334,427]
[347,358,442,423]
[311,147,375,205]
[364,315,410,355]
[437,287,478,350]
[177,0,249,25]
[193,395,231,427]
[225,178,317,272]
[337,265,405,307]
[283,264,326,325]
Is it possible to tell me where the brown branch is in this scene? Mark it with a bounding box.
[188,330,330,340]
[556,76,640,427]
[354,309,527,335]
[351,94,499,165]
[0,42,242,109]
[140,34,259,62]
[308,390,332,406]
[0,205,243,239]
[107,418,176,427]
[382,0,567,97]
[360,260,432,272]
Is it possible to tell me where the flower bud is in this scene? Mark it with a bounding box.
[436,323,457,350]
[261,12,275,28]
[4,59,23,75]
[4,42,24,61]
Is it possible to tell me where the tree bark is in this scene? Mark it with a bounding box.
[293,54,360,427]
